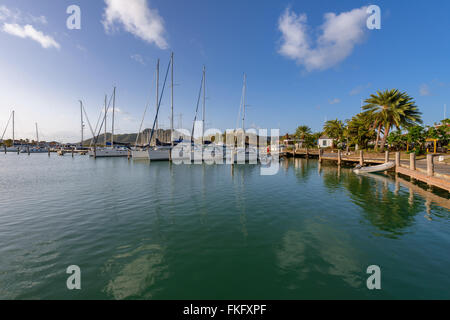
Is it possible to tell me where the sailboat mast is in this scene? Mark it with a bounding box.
[111,87,116,148]
[171,52,174,148]
[242,73,246,131]
[202,65,206,145]
[80,101,84,147]
[156,59,160,146]
[35,123,39,144]
[12,110,15,145]
[104,95,107,147]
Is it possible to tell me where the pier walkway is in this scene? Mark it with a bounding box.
[286,149,450,193]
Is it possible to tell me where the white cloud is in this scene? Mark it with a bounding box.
[278,7,368,71]
[329,98,341,105]
[131,53,146,65]
[103,0,168,49]
[0,5,47,24]
[0,5,18,21]
[2,23,60,49]
[419,84,431,96]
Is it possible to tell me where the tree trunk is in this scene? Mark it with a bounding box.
[374,123,382,151]
[380,123,391,153]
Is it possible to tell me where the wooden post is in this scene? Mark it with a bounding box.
[385,151,389,163]
[395,152,400,169]
[128,150,131,160]
[17,147,20,155]
[410,153,416,171]
[48,148,51,157]
[319,148,323,163]
[94,147,96,159]
[27,146,30,155]
[337,150,342,166]
[305,148,309,159]
[427,154,434,177]
[359,150,364,166]
[4,145,6,154]
[72,148,74,157]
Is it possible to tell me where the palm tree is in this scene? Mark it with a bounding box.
[363,89,422,152]
[347,113,376,150]
[295,125,312,140]
[323,119,345,148]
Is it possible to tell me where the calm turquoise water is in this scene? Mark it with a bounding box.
[0,153,449,300]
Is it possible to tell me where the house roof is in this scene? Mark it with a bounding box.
[319,135,332,139]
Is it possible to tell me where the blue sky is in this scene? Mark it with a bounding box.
[0,0,449,142]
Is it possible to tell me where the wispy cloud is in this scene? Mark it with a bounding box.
[131,53,146,65]
[102,0,168,49]
[349,83,371,96]
[2,23,60,49]
[278,6,368,71]
[0,5,47,25]
[328,98,341,105]
[419,84,431,96]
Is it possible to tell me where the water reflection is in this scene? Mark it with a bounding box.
[103,243,168,300]
[277,226,363,289]
[293,158,313,183]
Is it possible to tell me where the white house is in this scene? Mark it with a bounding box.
[318,135,334,148]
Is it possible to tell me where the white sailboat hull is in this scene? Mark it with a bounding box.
[131,150,150,160]
[88,148,129,157]
[149,147,171,161]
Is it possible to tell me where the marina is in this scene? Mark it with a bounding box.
[0,0,449,304]
[0,154,448,300]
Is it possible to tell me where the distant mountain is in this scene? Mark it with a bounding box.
[81,129,173,146]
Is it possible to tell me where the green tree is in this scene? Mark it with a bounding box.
[406,125,425,153]
[387,130,406,151]
[295,126,312,140]
[323,119,345,147]
[363,89,422,152]
[346,113,376,150]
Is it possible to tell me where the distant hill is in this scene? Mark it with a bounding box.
[82,129,173,146]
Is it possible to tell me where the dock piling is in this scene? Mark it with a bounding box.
[337,150,342,166]
[395,152,401,169]
[410,153,416,171]
[427,154,434,177]
[385,151,390,163]
[27,146,30,155]
[4,145,6,154]
[319,149,323,163]
[359,150,364,166]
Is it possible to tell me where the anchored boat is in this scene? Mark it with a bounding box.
[353,161,396,174]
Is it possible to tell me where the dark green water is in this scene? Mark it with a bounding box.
[0,154,449,300]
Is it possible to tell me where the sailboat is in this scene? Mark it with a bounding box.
[227,73,259,163]
[21,123,48,153]
[132,54,175,161]
[148,53,176,161]
[1,110,23,152]
[88,87,129,158]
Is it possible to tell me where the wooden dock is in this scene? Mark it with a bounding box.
[286,148,450,193]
